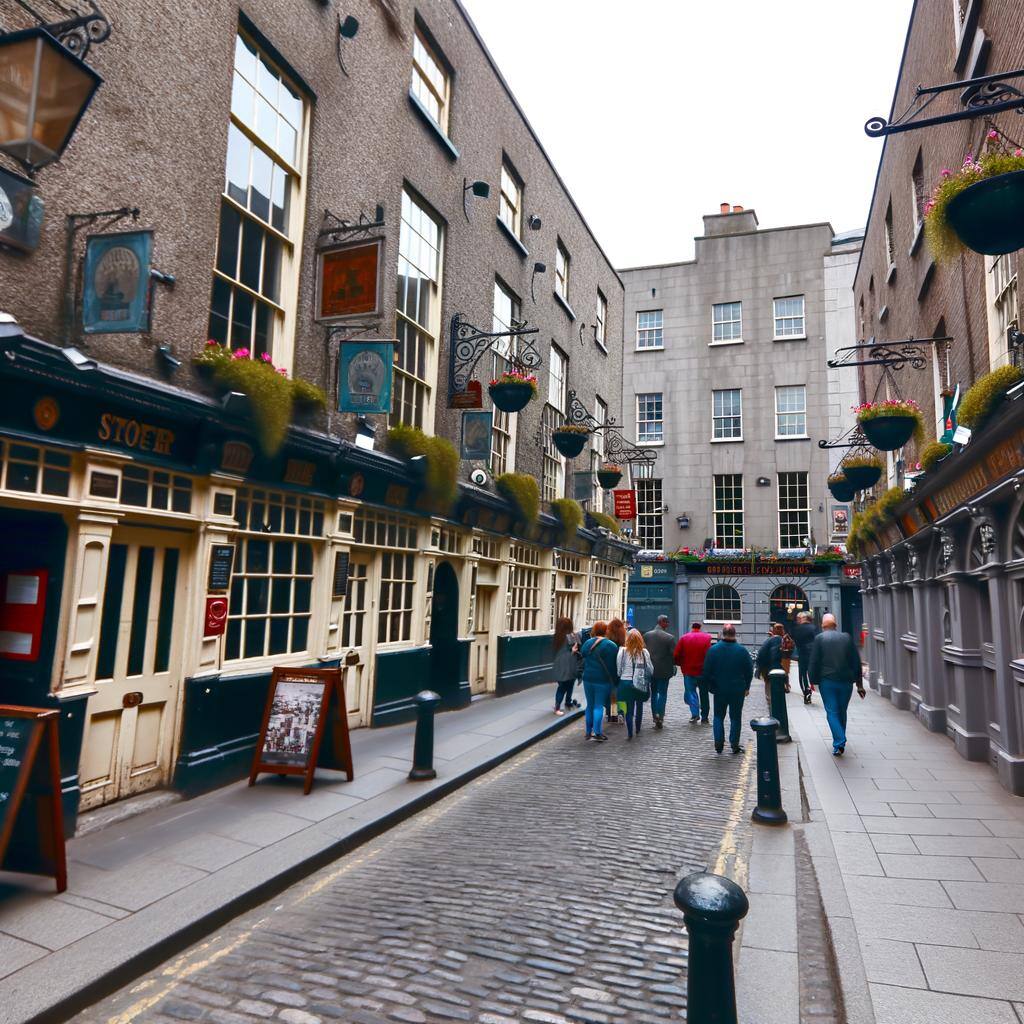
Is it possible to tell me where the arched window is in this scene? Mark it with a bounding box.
[706,584,741,623]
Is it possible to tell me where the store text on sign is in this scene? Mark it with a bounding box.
[98,413,175,455]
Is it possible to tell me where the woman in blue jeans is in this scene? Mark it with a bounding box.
[580,620,618,742]
[616,629,653,739]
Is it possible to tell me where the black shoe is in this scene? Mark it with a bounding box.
[701,717,709,724]
[715,744,724,754]
[731,745,744,755]
[595,733,608,742]
[833,745,845,756]
[690,715,699,723]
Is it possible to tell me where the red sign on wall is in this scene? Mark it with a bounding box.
[204,596,229,638]
[842,565,863,579]
[613,489,637,520]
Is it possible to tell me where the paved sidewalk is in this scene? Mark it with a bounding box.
[0,687,580,1024]
[742,673,1024,1024]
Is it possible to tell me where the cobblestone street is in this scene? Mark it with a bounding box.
[72,696,762,1024]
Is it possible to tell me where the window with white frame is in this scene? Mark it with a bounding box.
[778,471,810,549]
[507,544,542,632]
[588,559,619,622]
[498,159,522,237]
[637,392,663,443]
[712,389,742,440]
[988,253,1019,364]
[775,385,807,437]
[490,279,521,476]
[591,396,607,512]
[394,190,443,429]
[705,584,741,623]
[378,551,416,644]
[773,295,805,338]
[636,309,663,349]
[596,290,607,349]
[209,33,306,360]
[636,478,663,551]
[555,240,570,301]
[713,474,744,548]
[541,344,568,501]
[712,301,742,342]
[411,27,450,134]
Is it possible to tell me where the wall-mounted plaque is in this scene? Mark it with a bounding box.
[316,239,383,322]
[82,230,153,334]
[332,551,351,599]
[338,340,394,415]
[207,544,235,591]
[0,167,43,253]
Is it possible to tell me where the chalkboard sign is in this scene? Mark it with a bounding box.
[249,667,353,794]
[207,544,235,591]
[332,551,351,599]
[0,706,66,892]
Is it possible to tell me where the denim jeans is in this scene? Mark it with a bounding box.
[584,680,611,736]
[555,679,575,709]
[819,679,854,751]
[797,649,812,696]
[684,675,709,719]
[651,677,671,718]
[620,690,646,737]
[712,689,746,750]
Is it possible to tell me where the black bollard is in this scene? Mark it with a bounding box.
[767,668,792,743]
[409,690,441,781]
[673,871,749,1024]
[750,717,788,825]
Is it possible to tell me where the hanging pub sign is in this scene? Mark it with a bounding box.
[831,506,850,536]
[338,340,394,414]
[0,706,67,892]
[449,380,483,410]
[82,230,153,334]
[316,239,383,322]
[613,489,637,520]
[460,410,492,460]
[0,167,43,253]
[573,471,592,502]
[249,667,354,795]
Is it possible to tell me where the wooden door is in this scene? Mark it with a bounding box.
[339,555,372,726]
[472,584,496,695]
[78,528,190,810]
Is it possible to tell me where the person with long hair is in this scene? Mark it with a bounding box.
[616,628,653,739]
[551,616,581,715]
[580,620,618,742]
[606,617,627,722]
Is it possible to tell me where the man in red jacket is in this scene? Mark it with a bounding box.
[674,622,714,723]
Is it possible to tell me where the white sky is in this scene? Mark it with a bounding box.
[459,0,915,269]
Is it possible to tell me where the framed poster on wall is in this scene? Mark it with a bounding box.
[316,239,383,322]
[460,411,492,460]
[82,230,153,334]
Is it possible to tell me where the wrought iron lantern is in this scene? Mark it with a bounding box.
[0,26,102,173]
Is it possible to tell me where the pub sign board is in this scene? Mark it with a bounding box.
[0,167,43,254]
[249,667,354,795]
[613,489,637,520]
[316,239,383,322]
[82,231,153,334]
[460,410,492,461]
[338,340,394,415]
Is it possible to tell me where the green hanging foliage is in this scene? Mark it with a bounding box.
[495,472,540,524]
[919,440,953,473]
[550,498,583,544]
[588,510,622,535]
[957,365,1024,430]
[386,424,460,513]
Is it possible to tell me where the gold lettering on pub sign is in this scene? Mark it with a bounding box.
[284,460,315,486]
[98,413,175,455]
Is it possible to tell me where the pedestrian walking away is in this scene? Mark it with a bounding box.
[756,623,790,701]
[807,613,865,755]
[673,621,713,723]
[702,623,753,754]
[616,629,653,739]
[792,611,819,704]
[643,614,677,728]
[580,620,618,742]
[605,617,628,722]
[551,616,582,715]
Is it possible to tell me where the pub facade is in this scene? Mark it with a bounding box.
[0,0,632,828]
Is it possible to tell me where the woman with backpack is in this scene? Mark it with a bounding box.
[580,620,619,742]
[552,616,582,716]
[616,628,654,739]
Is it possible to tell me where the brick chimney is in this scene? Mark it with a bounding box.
[703,203,758,237]
[720,202,730,214]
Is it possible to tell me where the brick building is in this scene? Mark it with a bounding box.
[853,0,1024,794]
[0,0,633,824]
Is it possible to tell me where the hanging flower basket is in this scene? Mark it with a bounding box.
[552,425,590,458]
[855,400,923,452]
[489,371,538,413]
[841,456,882,491]
[597,463,622,489]
[827,474,857,503]
[924,134,1024,261]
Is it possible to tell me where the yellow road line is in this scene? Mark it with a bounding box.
[713,744,754,879]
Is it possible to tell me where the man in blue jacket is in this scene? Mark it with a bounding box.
[808,613,864,756]
[701,623,754,755]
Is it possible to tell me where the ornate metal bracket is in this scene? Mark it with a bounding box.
[828,336,951,370]
[7,0,110,57]
[605,429,657,467]
[565,389,616,432]
[317,204,385,248]
[865,68,1024,137]
[326,320,383,344]
[448,313,540,395]
[818,422,870,451]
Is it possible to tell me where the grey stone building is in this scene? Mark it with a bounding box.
[619,206,862,646]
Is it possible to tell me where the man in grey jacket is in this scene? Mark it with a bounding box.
[808,614,865,756]
[643,615,677,729]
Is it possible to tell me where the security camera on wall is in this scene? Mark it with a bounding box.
[469,467,489,487]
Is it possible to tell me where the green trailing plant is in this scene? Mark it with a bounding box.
[919,440,953,473]
[855,399,924,437]
[827,471,849,485]
[876,486,906,518]
[925,140,1024,262]
[957,365,1024,430]
[489,370,538,393]
[588,510,621,535]
[495,472,540,524]
[550,498,583,544]
[386,424,460,512]
[292,377,327,411]
[843,454,883,470]
[552,423,590,434]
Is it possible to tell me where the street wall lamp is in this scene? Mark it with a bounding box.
[336,13,359,76]
[462,178,489,221]
[0,25,104,175]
